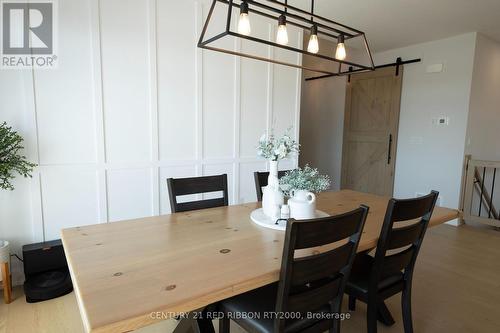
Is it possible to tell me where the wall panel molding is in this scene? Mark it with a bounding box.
[148,0,160,215]
[267,24,275,137]
[91,0,108,224]
[196,1,204,163]
[233,34,242,204]
[26,0,302,242]
[294,30,303,165]
[24,60,44,242]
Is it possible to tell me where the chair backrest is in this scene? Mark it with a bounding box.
[254,170,289,201]
[167,174,228,213]
[371,191,439,287]
[275,206,369,332]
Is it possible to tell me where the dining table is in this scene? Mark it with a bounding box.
[61,190,460,333]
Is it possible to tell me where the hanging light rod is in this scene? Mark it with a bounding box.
[264,0,363,34]
[198,0,375,76]
[307,1,319,54]
[243,0,358,38]
[232,1,351,41]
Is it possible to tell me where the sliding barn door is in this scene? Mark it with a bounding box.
[341,66,403,196]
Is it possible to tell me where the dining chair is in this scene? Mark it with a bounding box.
[254,170,289,201]
[218,205,369,333]
[346,191,439,333]
[167,174,229,213]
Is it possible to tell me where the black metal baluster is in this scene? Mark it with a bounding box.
[489,168,496,219]
[479,167,486,216]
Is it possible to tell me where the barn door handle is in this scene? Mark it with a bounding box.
[387,134,393,165]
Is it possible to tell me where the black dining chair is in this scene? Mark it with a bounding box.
[346,191,439,333]
[254,170,290,201]
[167,174,229,213]
[218,206,369,333]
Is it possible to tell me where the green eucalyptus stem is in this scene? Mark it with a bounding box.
[0,122,37,191]
[279,165,331,197]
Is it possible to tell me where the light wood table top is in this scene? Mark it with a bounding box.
[61,190,459,333]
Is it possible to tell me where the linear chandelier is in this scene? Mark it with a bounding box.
[198,0,375,76]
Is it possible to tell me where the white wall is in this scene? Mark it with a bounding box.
[0,71,36,285]
[299,71,346,191]
[299,36,347,191]
[300,33,477,211]
[375,33,477,210]
[0,0,302,284]
[463,34,500,225]
[465,33,500,161]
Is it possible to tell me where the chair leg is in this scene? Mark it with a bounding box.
[402,286,414,333]
[330,319,340,333]
[348,295,356,311]
[367,302,378,333]
[219,316,230,333]
[330,300,342,333]
[197,317,215,333]
[377,301,395,326]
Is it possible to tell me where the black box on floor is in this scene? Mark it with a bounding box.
[22,239,73,303]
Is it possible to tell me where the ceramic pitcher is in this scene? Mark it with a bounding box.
[288,190,316,220]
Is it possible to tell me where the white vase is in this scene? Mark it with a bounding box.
[262,160,284,219]
[288,190,317,220]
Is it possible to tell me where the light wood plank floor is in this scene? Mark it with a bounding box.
[1,224,499,333]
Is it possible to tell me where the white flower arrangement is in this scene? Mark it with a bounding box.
[279,165,331,197]
[257,129,300,161]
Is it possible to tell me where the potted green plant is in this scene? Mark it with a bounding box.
[0,122,37,191]
[279,165,330,219]
[0,122,36,303]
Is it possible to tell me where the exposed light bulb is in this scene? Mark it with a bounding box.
[307,25,319,54]
[238,2,251,36]
[335,35,347,60]
[335,43,346,60]
[238,13,251,35]
[276,15,289,45]
[308,34,319,53]
[277,25,289,45]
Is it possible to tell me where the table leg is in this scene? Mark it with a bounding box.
[172,309,215,333]
[1,262,12,304]
[172,314,196,333]
[377,301,395,326]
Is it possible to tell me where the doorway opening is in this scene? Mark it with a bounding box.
[300,56,404,196]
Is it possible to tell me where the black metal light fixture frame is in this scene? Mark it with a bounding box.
[306,57,422,81]
[198,0,375,76]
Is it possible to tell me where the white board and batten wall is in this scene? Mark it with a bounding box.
[0,0,303,283]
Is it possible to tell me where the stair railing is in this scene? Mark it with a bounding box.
[462,156,500,228]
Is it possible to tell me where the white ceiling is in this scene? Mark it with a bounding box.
[290,0,500,52]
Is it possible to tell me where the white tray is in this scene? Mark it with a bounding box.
[250,208,330,231]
